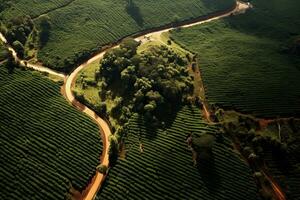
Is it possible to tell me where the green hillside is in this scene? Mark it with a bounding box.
[96,106,260,200]
[0,64,102,200]
[170,0,300,117]
[1,0,235,72]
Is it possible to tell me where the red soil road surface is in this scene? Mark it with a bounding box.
[64,53,111,200]
[262,171,286,200]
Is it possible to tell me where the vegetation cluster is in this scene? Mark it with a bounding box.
[217,110,300,199]
[95,39,193,126]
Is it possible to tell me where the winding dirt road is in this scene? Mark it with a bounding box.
[0,36,66,78]
[0,1,251,200]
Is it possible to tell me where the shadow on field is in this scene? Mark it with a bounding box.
[137,115,158,140]
[197,154,221,195]
[126,0,144,27]
[136,105,180,140]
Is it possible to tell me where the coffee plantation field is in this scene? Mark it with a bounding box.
[96,106,260,200]
[0,64,102,200]
[1,0,235,72]
[170,0,300,118]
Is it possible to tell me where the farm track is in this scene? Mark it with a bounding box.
[0,1,251,200]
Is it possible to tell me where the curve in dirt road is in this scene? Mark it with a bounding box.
[64,53,111,200]
[0,34,66,78]
[66,2,251,199]
[0,1,252,200]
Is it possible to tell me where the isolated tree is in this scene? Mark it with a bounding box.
[5,15,33,45]
[6,51,17,73]
[192,134,215,161]
[12,40,24,58]
[120,38,140,56]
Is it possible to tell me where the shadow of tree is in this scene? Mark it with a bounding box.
[126,0,144,27]
[197,154,221,195]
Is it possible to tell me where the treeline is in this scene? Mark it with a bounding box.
[0,14,52,60]
[94,38,193,129]
[0,0,12,13]
[220,111,300,199]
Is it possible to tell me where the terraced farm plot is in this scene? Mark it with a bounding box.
[96,106,260,200]
[170,0,300,118]
[1,0,235,71]
[0,65,102,200]
[0,0,75,19]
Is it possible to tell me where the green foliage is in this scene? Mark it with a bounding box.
[4,15,33,45]
[1,0,235,71]
[95,102,107,117]
[109,135,119,165]
[98,40,193,124]
[192,134,216,160]
[0,42,8,61]
[5,50,18,74]
[0,0,12,13]
[171,0,300,117]
[96,106,260,200]
[12,40,24,58]
[0,65,102,199]
[38,15,51,47]
[96,164,108,174]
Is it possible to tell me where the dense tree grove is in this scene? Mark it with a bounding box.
[0,14,51,60]
[4,16,33,45]
[2,15,34,59]
[96,39,193,127]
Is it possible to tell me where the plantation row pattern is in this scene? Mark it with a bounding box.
[1,0,235,71]
[96,106,260,200]
[0,0,75,19]
[0,65,102,200]
[170,0,300,118]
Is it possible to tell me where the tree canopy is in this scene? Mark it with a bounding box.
[96,38,193,125]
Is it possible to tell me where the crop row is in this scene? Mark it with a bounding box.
[0,66,102,200]
[0,0,75,20]
[96,106,259,200]
[1,0,236,71]
[170,0,300,118]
